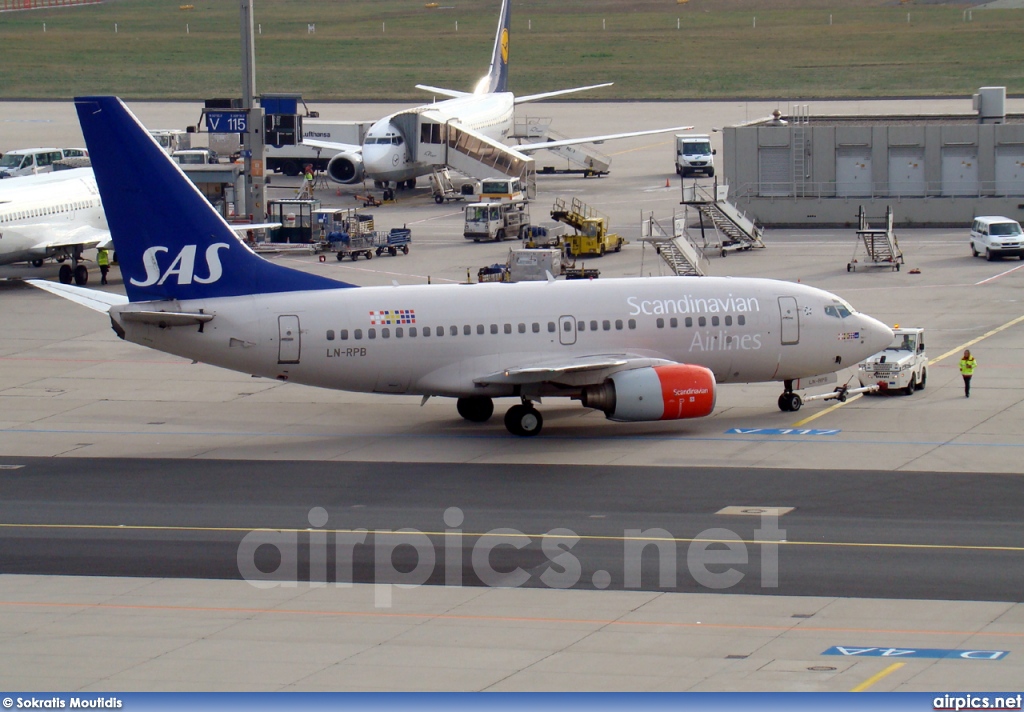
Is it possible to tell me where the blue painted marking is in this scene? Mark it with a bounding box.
[823,646,1009,660]
[727,428,841,436]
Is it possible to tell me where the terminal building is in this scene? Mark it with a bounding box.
[721,87,1024,227]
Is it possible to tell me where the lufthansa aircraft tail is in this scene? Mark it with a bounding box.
[74,96,353,303]
[474,0,511,95]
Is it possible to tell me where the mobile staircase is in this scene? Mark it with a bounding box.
[681,182,766,256]
[640,213,708,277]
[847,205,903,272]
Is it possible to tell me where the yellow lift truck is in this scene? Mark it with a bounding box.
[550,197,625,257]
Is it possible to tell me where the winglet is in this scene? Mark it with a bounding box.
[74,96,355,303]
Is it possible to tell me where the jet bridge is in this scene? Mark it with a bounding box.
[391,110,536,198]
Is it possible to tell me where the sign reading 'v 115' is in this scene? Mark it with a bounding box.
[205,111,247,134]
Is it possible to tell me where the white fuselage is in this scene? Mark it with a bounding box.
[361,92,515,183]
[111,276,892,400]
[0,169,107,265]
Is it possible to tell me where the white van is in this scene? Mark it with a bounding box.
[0,148,89,178]
[969,216,1024,261]
[675,134,715,177]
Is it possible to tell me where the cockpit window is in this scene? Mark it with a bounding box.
[824,304,851,318]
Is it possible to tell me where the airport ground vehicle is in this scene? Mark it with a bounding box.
[857,326,928,395]
[551,197,624,256]
[0,148,89,178]
[172,149,219,165]
[675,134,715,177]
[969,216,1024,261]
[464,201,531,241]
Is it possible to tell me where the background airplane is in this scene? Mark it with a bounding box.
[0,167,109,285]
[306,0,692,190]
[31,96,893,437]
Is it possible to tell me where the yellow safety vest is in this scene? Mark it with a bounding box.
[97,250,109,266]
[959,358,976,376]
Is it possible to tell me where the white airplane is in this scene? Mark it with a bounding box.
[306,0,692,189]
[0,167,110,285]
[31,96,893,436]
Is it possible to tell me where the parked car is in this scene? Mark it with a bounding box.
[970,216,1024,261]
[172,148,219,165]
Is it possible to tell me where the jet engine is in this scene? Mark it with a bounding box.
[326,152,365,184]
[580,364,717,422]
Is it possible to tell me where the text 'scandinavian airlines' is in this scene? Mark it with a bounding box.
[306,0,693,188]
[31,97,893,436]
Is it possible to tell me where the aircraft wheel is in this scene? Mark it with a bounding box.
[73,265,89,286]
[778,393,801,412]
[32,259,44,268]
[58,264,73,284]
[504,404,543,437]
[434,195,444,204]
[457,396,494,423]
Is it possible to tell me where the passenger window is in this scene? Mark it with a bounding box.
[603,320,611,331]
[354,329,363,340]
[738,315,746,326]
[451,325,458,336]
[628,319,636,330]
[368,328,376,339]
[518,323,526,334]
[504,324,512,334]
[671,317,678,328]
[684,317,692,327]
[725,316,732,326]
[410,327,418,337]
[396,327,403,338]
[382,328,390,339]
[711,316,719,327]
[532,323,540,333]
[615,319,623,330]
[577,321,585,331]
[477,324,484,335]
[464,325,471,335]
[548,322,556,333]
[436,326,444,337]
[327,330,335,341]
[698,317,706,327]
[423,327,430,338]
[656,318,664,329]
[491,324,498,334]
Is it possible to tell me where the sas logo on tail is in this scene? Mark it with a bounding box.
[130,243,230,287]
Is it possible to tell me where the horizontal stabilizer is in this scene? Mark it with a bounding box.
[415,84,470,100]
[517,125,694,153]
[117,309,214,327]
[515,83,613,104]
[27,279,128,314]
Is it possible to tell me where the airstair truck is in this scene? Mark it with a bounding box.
[857,326,928,395]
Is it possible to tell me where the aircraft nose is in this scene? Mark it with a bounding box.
[362,143,390,174]
[861,314,894,354]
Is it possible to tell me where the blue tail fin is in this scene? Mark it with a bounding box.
[476,0,510,94]
[75,96,354,303]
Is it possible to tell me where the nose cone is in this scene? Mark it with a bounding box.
[860,314,894,356]
[361,142,392,176]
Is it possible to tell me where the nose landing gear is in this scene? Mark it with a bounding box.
[777,380,802,412]
[504,400,543,436]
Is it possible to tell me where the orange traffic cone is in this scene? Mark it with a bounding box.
[665,178,671,188]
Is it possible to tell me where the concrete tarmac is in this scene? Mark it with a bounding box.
[1,99,1023,691]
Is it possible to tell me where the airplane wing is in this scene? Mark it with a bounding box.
[26,279,128,313]
[474,355,675,387]
[228,222,281,232]
[416,84,471,99]
[302,138,362,154]
[515,83,614,104]
[516,126,695,153]
[4,223,113,252]
[0,168,94,197]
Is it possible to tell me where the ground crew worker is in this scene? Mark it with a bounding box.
[959,349,977,398]
[96,247,110,285]
[303,164,315,198]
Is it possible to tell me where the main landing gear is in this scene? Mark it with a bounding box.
[777,380,802,412]
[456,396,543,436]
[56,245,89,286]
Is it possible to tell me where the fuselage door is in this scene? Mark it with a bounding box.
[278,314,301,364]
[778,296,800,345]
[558,315,576,346]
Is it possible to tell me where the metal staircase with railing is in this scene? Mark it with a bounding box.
[640,213,707,276]
[682,182,766,254]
